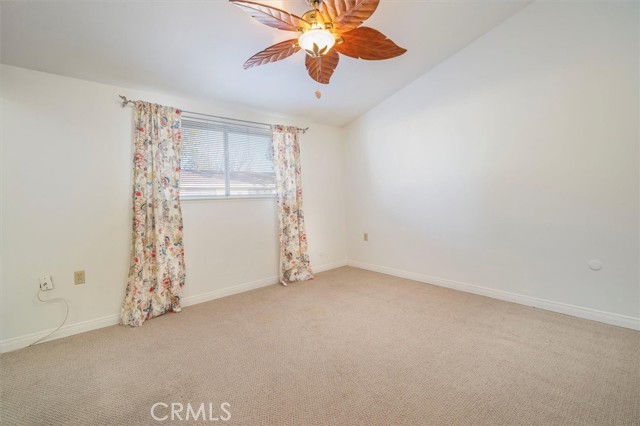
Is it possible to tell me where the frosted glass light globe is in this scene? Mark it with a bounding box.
[299,29,336,57]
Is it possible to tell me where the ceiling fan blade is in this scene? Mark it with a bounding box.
[322,0,379,32]
[230,0,310,32]
[320,0,347,21]
[335,26,406,60]
[243,39,301,69]
[305,50,340,84]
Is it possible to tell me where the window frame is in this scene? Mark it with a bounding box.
[179,114,277,201]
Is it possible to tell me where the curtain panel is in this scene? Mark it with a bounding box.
[121,102,186,327]
[272,125,314,285]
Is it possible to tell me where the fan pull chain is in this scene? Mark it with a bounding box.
[315,56,322,100]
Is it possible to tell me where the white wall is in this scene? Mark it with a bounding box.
[345,1,639,325]
[0,65,347,348]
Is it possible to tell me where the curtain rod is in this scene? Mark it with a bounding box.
[118,95,309,134]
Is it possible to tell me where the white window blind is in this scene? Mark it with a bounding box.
[180,114,276,200]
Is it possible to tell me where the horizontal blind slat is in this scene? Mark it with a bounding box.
[180,113,275,199]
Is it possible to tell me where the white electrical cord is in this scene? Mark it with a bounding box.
[28,290,69,347]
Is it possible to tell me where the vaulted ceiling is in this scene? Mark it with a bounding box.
[1,0,531,126]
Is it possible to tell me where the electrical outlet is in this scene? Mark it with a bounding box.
[74,270,86,285]
[39,275,54,291]
[364,232,369,242]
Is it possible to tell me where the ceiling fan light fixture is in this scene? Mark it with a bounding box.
[231,0,407,88]
[298,28,336,58]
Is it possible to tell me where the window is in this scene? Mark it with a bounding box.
[180,113,276,200]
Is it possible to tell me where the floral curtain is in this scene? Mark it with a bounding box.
[272,125,314,285]
[121,102,186,327]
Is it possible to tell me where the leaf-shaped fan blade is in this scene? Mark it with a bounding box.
[321,0,379,32]
[230,0,309,32]
[322,0,356,21]
[335,26,406,60]
[305,50,340,84]
[244,39,301,69]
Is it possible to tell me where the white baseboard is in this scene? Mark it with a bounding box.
[348,260,640,331]
[0,260,349,353]
[181,275,278,307]
[0,313,121,354]
[314,259,349,273]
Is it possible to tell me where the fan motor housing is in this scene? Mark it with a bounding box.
[302,9,332,29]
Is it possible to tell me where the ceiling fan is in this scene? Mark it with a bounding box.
[230,0,407,98]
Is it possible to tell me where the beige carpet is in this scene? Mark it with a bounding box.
[1,267,639,425]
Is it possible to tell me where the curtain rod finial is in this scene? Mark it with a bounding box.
[119,95,131,107]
